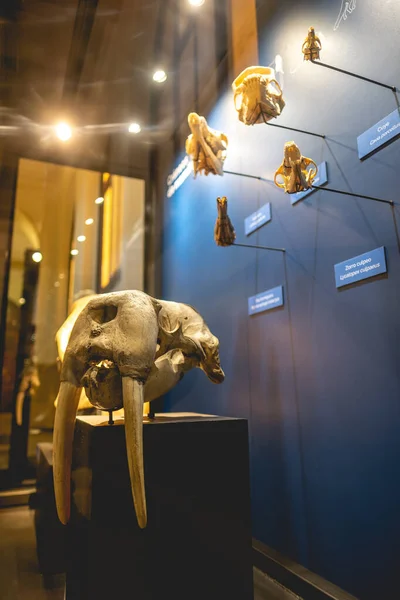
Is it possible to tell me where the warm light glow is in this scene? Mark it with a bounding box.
[95,196,104,204]
[189,0,205,5]
[77,235,86,242]
[70,249,79,256]
[153,69,167,83]
[128,122,141,134]
[55,122,72,141]
[54,281,60,288]
[18,298,26,306]
[85,218,94,225]
[32,251,43,263]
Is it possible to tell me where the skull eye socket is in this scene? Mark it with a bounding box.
[90,304,118,324]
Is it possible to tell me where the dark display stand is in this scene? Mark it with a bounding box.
[34,443,66,575]
[66,413,253,600]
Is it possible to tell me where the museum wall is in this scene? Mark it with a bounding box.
[162,1,400,598]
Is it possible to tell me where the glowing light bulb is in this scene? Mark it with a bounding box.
[55,122,72,141]
[18,297,26,306]
[95,196,104,204]
[77,235,86,242]
[153,69,167,83]
[70,249,79,256]
[85,218,94,225]
[32,251,43,263]
[128,122,141,134]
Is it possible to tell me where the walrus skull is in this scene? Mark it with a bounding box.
[53,290,224,529]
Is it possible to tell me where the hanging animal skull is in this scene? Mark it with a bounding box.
[232,66,285,125]
[274,141,318,194]
[214,197,236,247]
[53,290,224,529]
[302,27,322,61]
[185,112,228,177]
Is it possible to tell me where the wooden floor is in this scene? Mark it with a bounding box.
[0,506,300,600]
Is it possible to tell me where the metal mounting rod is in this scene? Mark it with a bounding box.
[224,170,272,182]
[265,121,325,139]
[232,242,286,253]
[311,60,397,92]
[312,185,393,206]
[260,107,325,138]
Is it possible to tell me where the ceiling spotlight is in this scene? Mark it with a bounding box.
[85,218,94,225]
[55,122,72,141]
[18,297,26,306]
[77,235,86,242]
[153,69,167,83]
[128,122,141,134]
[189,0,205,5]
[95,196,104,204]
[32,251,43,263]
[70,249,79,256]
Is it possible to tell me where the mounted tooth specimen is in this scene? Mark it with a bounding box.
[185,112,228,177]
[274,141,318,194]
[214,197,236,247]
[53,290,224,529]
[302,27,322,61]
[232,66,285,125]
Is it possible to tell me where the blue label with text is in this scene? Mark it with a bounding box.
[357,109,400,160]
[245,202,272,235]
[334,247,387,288]
[290,162,328,205]
[248,286,284,315]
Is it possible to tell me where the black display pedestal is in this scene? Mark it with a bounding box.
[34,443,66,574]
[66,413,253,600]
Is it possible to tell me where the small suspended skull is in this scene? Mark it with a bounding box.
[185,112,228,177]
[214,197,236,247]
[302,27,322,61]
[274,141,318,194]
[232,66,285,126]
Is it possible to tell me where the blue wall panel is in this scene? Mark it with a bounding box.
[162,1,400,598]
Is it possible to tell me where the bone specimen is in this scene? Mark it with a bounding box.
[53,290,224,529]
[214,197,236,247]
[55,293,97,412]
[232,66,285,125]
[274,141,318,194]
[302,27,322,61]
[185,112,228,177]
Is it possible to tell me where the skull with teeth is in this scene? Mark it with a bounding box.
[232,66,285,125]
[53,290,224,529]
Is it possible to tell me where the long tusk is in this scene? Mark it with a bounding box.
[53,381,81,525]
[122,377,147,529]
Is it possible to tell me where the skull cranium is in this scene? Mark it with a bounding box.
[232,66,285,125]
[53,290,224,529]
